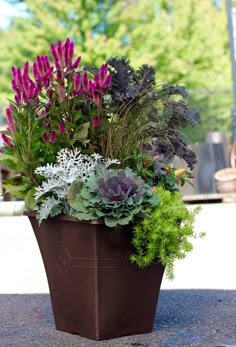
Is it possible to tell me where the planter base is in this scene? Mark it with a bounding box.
[26,213,165,340]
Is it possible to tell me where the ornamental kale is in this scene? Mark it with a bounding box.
[34,149,119,223]
[68,167,159,227]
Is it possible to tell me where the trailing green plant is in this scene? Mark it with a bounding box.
[130,186,203,280]
[68,166,159,227]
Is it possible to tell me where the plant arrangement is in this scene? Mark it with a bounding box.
[0,38,202,279]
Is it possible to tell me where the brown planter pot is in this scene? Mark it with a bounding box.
[25,212,165,340]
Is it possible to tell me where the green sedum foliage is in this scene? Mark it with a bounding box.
[130,186,203,280]
[69,167,159,227]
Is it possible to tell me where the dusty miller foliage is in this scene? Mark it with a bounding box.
[34,148,119,223]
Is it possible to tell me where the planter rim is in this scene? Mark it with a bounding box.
[23,211,104,224]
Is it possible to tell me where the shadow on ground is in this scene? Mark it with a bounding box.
[0,290,235,347]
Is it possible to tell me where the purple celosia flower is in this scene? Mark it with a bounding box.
[73,56,81,69]
[49,131,56,144]
[82,72,89,91]
[59,122,65,133]
[57,83,66,103]
[1,133,13,147]
[5,106,15,137]
[92,90,102,108]
[57,40,66,69]
[92,116,100,127]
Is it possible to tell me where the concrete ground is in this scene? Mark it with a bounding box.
[0,202,236,346]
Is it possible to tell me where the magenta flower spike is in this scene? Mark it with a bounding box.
[22,75,30,98]
[49,131,56,144]
[42,132,48,142]
[56,69,63,81]
[64,38,70,59]
[23,61,30,77]
[37,56,44,76]
[103,73,113,88]
[40,109,46,117]
[29,81,36,99]
[92,115,101,127]
[16,68,23,86]
[14,95,21,105]
[59,122,65,133]
[47,90,54,101]
[32,62,39,80]
[94,75,100,89]
[44,120,50,128]
[73,56,81,69]
[89,80,95,91]
[82,72,89,91]
[50,43,58,62]
[23,91,29,104]
[57,40,65,68]
[1,133,13,147]
[5,106,15,136]
[11,66,17,79]
[43,55,50,70]
[73,72,81,92]
[99,63,108,84]
[92,90,102,108]
[57,83,66,103]
[68,41,74,60]
[11,79,18,93]
[44,66,54,80]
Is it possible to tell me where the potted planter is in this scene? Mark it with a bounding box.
[214,140,236,193]
[26,212,164,340]
[0,38,202,340]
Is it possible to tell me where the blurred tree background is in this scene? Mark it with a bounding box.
[0,0,233,143]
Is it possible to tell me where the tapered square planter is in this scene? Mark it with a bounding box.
[25,212,165,340]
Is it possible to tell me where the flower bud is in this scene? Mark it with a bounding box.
[82,72,89,91]
[50,43,58,62]
[57,40,65,68]
[59,122,65,133]
[73,72,81,93]
[5,106,15,136]
[99,63,108,84]
[92,115,100,127]
[1,133,13,147]
[92,90,102,108]
[49,131,56,144]
[73,56,81,69]
[23,61,29,77]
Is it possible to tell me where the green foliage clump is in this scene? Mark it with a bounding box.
[130,186,202,280]
[68,167,159,227]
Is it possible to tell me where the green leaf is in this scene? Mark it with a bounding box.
[0,159,19,171]
[4,184,28,193]
[73,122,90,141]
[24,188,37,211]
[0,154,18,164]
[14,131,26,145]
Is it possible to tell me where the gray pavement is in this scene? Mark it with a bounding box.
[0,203,236,346]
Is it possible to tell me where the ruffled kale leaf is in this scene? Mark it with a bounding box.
[68,167,159,227]
[107,57,155,102]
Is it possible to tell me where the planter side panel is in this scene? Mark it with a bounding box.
[28,215,164,340]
